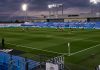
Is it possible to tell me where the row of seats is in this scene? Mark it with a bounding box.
[0,22,100,29]
[21,22,100,29]
[0,52,39,70]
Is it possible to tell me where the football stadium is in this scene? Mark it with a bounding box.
[0,0,100,70]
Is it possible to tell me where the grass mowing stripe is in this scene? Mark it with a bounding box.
[70,44,100,56]
[7,42,66,55]
[83,39,100,43]
[65,36,99,43]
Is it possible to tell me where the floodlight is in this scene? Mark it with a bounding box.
[52,4,57,7]
[90,0,98,4]
[57,4,63,7]
[21,3,28,22]
[48,5,52,9]
[22,3,28,11]
[48,3,64,17]
[48,4,56,8]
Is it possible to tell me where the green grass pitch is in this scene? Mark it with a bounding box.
[0,27,100,70]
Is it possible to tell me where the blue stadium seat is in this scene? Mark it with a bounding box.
[19,21,100,29]
[0,52,39,70]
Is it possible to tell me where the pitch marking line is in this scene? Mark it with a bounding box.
[7,42,66,55]
[70,44,100,56]
[49,34,99,43]
[66,37,100,43]
[82,39,99,43]
[6,43,100,56]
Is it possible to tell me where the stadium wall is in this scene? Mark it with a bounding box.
[32,17,100,22]
[33,19,47,22]
[1,22,100,29]
[64,18,87,22]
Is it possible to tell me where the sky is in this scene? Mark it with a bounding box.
[0,0,100,17]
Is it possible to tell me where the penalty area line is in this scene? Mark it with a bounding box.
[6,42,66,55]
[70,44,100,56]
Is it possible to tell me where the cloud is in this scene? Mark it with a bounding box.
[0,0,91,11]
[0,0,99,16]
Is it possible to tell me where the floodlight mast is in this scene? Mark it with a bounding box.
[22,3,28,22]
[48,5,53,17]
[48,4,63,18]
[59,4,64,16]
[48,4,57,17]
[22,4,28,11]
[90,0,98,4]
[90,0,98,16]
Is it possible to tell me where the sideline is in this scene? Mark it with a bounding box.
[7,42,65,55]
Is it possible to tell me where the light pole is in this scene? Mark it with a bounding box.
[22,3,28,22]
[57,4,64,16]
[48,5,53,18]
[48,4,57,17]
[61,4,64,16]
[90,0,98,4]
[48,4,63,18]
[90,0,98,16]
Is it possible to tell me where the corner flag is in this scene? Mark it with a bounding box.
[68,42,70,56]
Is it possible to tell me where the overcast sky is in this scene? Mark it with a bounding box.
[0,0,100,16]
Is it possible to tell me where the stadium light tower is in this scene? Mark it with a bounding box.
[57,4,64,16]
[90,0,98,4]
[48,3,64,18]
[48,4,53,17]
[22,3,28,22]
[48,4,57,17]
[90,0,98,16]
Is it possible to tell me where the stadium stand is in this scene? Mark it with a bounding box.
[0,52,39,70]
[21,22,99,29]
[0,22,100,29]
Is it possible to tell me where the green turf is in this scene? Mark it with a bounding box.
[0,27,100,70]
